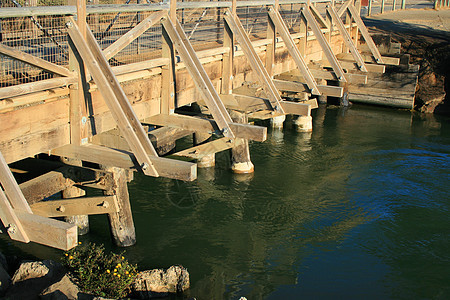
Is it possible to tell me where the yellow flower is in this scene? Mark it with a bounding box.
[113,273,117,276]
[106,270,110,274]
[65,253,68,256]
[121,256,124,260]
[129,275,131,278]
[117,263,122,268]
[125,271,129,275]
[78,242,82,245]
[114,269,117,272]
[69,256,73,260]
[117,274,121,278]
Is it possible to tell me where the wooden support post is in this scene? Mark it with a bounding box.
[393,0,397,11]
[265,4,276,77]
[381,0,385,14]
[194,131,215,168]
[221,3,234,95]
[60,157,89,235]
[299,12,307,57]
[161,7,176,115]
[229,111,254,174]
[368,0,372,17]
[101,166,136,247]
[353,0,362,46]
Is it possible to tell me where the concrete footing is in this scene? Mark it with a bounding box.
[230,110,254,174]
[197,154,215,168]
[271,115,286,129]
[294,115,313,132]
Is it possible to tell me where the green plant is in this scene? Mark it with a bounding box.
[62,242,138,299]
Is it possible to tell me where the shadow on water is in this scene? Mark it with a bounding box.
[1,105,449,299]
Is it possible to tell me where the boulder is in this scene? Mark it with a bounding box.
[132,265,190,298]
[5,260,65,300]
[40,274,79,300]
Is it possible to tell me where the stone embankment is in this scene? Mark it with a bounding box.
[364,8,450,115]
[0,252,190,299]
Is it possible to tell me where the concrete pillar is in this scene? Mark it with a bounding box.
[270,114,286,129]
[230,110,254,174]
[102,166,136,247]
[60,157,89,235]
[194,131,215,168]
[294,115,313,132]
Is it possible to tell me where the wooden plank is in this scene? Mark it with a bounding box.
[0,77,76,100]
[147,114,266,142]
[67,18,159,176]
[336,60,385,73]
[337,0,353,17]
[31,196,119,217]
[16,211,77,250]
[104,10,167,60]
[326,5,367,72]
[0,151,33,213]
[224,10,284,113]
[347,4,384,64]
[51,144,197,182]
[0,44,72,77]
[160,17,234,137]
[112,58,169,76]
[278,69,368,84]
[0,189,29,243]
[279,101,311,116]
[309,3,329,29]
[173,137,239,159]
[336,53,400,66]
[268,8,320,95]
[273,79,343,97]
[302,7,346,82]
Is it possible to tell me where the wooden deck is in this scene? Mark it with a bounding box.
[0,0,417,250]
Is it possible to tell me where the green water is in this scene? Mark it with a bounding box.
[2,105,449,299]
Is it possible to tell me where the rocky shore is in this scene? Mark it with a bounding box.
[0,252,190,300]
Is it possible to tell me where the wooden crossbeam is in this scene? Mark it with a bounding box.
[147,113,267,142]
[346,4,384,64]
[51,144,197,182]
[0,188,29,242]
[15,211,77,250]
[0,43,73,77]
[160,17,235,138]
[223,9,285,114]
[279,100,311,116]
[326,5,368,72]
[66,18,159,177]
[337,0,353,17]
[104,10,167,60]
[279,68,368,84]
[31,196,119,218]
[173,137,240,159]
[267,7,320,95]
[0,77,76,100]
[273,79,344,97]
[301,6,346,82]
[331,60,386,73]
[309,4,329,29]
[336,53,400,66]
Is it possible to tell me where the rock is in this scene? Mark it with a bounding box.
[5,260,65,300]
[40,274,79,300]
[132,265,190,298]
[0,260,11,295]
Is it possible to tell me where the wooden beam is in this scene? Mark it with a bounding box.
[224,10,284,113]
[0,189,29,243]
[309,3,329,29]
[334,60,386,73]
[278,69,368,84]
[0,77,76,100]
[347,4,384,64]
[273,79,343,97]
[67,18,159,176]
[173,137,240,159]
[147,113,267,142]
[31,196,119,218]
[337,0,353,17]
[51,144,197,182]
[103,10,167,60]
[268,7,320,95]
[326,5,367,72]
[302,7,346,82]
[160,17,235,137]
[279,101,311,116]
[16,211,77,250]
[0,44,73,77]
[336,53,400,66]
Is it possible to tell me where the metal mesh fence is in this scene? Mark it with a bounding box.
[236,5,269,41]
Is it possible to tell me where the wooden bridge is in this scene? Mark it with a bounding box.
[0,0,417,250]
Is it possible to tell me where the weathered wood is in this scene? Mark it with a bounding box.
[309,3,329,29]
[16,211,78,250]
[336,53,400,66]
[67,18,159,176]
[277,69,368,84]
[335,60,386,73]
[302,6,346,82]
[273,79,344,97]
[31,196,119,218]
[337,0,352,17]
[148,127,192,155]
[174,137,239,159]
[224,10,284,113]
[326,5,367,72]
[104,10,167,60]
[0,44,73,77]
[268,7,320,95]
[279,101,311,116]
[0,189,29,243]
[52,144,197,182]
[0,77,76,100]
[101,166,135,247]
